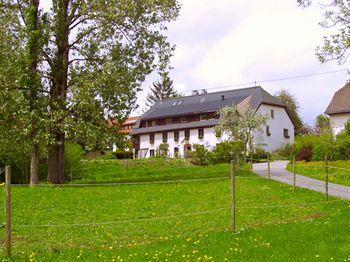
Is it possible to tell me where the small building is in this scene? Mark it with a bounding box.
[118,116,140,139]
[325,83,350,135]
[131,86,295,158]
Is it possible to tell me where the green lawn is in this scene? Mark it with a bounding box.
[0,160,349,261]
[287,160,350,186]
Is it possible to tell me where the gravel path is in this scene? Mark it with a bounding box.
[253,161,350,200]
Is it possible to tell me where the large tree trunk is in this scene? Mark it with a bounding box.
[28,0,40,186]
[47,0,70,184]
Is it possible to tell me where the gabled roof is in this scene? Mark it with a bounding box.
[325,82,350,115]
[140,86,284,121]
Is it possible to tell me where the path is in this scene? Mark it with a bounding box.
[253,161,350,200]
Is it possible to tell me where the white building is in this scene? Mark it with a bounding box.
[131,86,295,158]
[325,83,350,135]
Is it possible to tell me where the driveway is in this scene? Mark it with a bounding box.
[253,161,350,200]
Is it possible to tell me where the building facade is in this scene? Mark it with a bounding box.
[325,83,350,135]
[131,86,295,158]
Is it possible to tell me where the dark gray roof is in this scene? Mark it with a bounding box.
[131,86,286,134]
[131,119,219,135]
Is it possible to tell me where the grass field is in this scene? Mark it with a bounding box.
[287,160,350,186]
[0,160,349,261]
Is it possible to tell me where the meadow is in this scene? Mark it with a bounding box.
[0,159,349,261]
[287,160,350,186]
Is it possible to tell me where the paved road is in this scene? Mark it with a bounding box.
[253,161,350,200]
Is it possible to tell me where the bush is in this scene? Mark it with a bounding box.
[274,144,294,160]
[211,141,244,164]
[65,142,84,178]
[113,149,133,159]
[188,144,211,165]
[251,147,268,160]
[157,143,169,157]
[296,146,312,162]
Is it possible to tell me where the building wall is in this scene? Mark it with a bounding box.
[137,104,295,158]
[330,113,350,135]
[254,104,294,152]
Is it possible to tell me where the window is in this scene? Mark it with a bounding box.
[271,109,275,119]
[149,133,154,143]
[162,132,168,142]
[174,131,179,142]
[185,130,190,140]
[284,129,290,138]
[166,118,173,125]
[174,147,179,157]
[149,149,155,157]
[198,128,204,139]
[266,126,271,136]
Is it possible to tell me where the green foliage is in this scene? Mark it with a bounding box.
[113,149,133,159]
[211,141,245,164]
[157,143,169,157]
[251,147,269,160]
[274,90,304,135]
[146,72,180,107]
[345,119,350,135]
[315,114,331,135]
[188,144,211,165]
[64,142,84,177]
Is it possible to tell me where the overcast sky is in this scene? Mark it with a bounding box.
[135,0,349,125]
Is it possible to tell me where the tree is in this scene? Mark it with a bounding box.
[214,105,268,155]
[2,0,180,184]
[274,90,304,135]
[146,73,179,107]
[315,114,331,135]
[298,1,350,64]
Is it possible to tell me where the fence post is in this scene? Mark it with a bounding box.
[230,159,236,232]
[250,154,253,172]
[292,155,296,192]
[5,166,11,258]
[267,153,271,184]
[124,159,128,171]
[325,155,329,200]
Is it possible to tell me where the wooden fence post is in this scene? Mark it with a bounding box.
[325,155,329,200]
[292,155,296,192]
[230,159,236,232]
[250,154,253,172]
[267,153,271,184]
[5,166,11,258]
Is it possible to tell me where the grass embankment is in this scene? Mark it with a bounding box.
[287,160,350,186]
[0,159,349,261]
[69,158,234,184]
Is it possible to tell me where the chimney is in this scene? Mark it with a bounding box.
[221,95,225,101]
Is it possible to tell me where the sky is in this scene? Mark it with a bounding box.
[134,0,349,126]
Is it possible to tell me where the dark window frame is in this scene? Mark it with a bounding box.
[284,128,290,139]
[185,130,190,140]
[149,133,155,144]
[266,126,271,136]
[271,109,275,119]
[149,149,155,157]
[162,132,168,143]
[198,128,204,139]
[174,131,179,142]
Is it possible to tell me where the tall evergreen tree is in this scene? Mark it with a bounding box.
[146,73,179,107]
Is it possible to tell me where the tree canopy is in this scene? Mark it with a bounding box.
[0,0,180,183]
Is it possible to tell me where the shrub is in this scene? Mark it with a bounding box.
[296,146,312,162]
[211,141,244,164]
[113,149,133,159]
[274,144,293,160]
[188,144,211,165]
[157,143,169,157]
[251,147,268,160]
